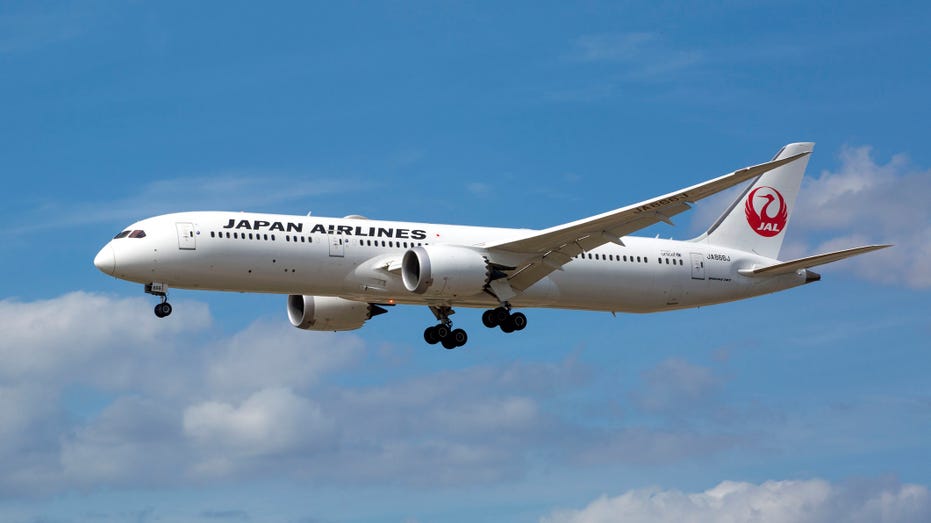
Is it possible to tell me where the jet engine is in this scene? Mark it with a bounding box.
[401,245,492,298]
[287,295,387,331]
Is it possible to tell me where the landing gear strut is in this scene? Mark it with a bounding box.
[481,305,526,333]
[145,283,172,318]
[424,306,468,349]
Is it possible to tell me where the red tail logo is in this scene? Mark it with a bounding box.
[745,186,788,237]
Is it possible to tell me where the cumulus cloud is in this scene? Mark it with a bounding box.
[184,387,338,478]
[0,292,593,492]
[0,291,210,383]
[790,145,931,288]
[60,396,185,487]
[204,319,363,397]
[0,291,922,502]
[542,478,931,523]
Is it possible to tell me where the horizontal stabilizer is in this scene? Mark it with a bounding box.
[738,244,892,276]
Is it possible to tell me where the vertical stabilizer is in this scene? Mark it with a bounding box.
[698,142,814,259]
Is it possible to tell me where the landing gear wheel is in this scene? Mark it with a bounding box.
[451,328,468,347]
[424,326,440,345]
[492,307,510,325]
[510,312,527,331]
[482,309,498,328]
[435,324,451,340]
[442,337,458,349]
[500,317,516,333]
[154,302,172,318]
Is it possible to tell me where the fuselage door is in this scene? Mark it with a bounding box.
[690,252,705,280]
[328,235,345,257]
[176,222,196,250]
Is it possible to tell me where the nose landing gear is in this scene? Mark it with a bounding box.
[145,282,172,318]
[154,301,173,318]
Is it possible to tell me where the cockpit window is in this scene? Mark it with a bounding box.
[114,230,131,239]
[128,230,147,238]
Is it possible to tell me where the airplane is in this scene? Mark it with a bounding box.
[93,142,889,349]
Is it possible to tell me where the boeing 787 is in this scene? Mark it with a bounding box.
[94,143,888,349]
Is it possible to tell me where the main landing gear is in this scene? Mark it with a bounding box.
[424,306,468,350]
[481,306,527,333]
[145,282,173,318]
[423,304,528,349]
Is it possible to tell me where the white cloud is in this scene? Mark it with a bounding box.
[60,396,185,487]
[0,291,922,500]
[542,479,931,523]
[184,387,337,477]
[0,292,592,491]
[0,291,210,382]
[631,358,722,413]
[791,145,931,288]
[204,319,363,397]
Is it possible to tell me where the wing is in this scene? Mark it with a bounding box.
[486,150,811,292]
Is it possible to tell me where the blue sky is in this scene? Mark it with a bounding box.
[1,1,930,522]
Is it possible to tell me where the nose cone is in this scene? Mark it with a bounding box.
[94,244,115,275]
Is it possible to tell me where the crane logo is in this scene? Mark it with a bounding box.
[745,186,787,237]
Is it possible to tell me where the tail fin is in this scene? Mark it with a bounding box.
[697,142,814,259]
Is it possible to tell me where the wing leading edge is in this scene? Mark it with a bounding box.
[487,149,812,291]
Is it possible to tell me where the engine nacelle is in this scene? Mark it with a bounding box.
[401,245,490,298]
[287,295,386,331]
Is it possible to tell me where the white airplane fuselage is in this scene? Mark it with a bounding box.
[95,211,808,314]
